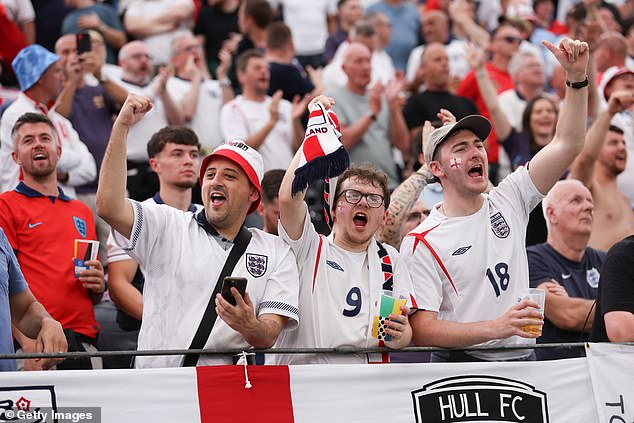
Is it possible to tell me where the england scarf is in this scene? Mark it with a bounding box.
[291,102,349,196]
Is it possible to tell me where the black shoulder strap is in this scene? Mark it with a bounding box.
[182,225,252,367]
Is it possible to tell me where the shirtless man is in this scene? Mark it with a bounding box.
[569,90,634,251]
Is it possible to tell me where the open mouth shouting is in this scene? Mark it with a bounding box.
[352,211,368,228]
[468,163,484,179]
[209,192,227,207]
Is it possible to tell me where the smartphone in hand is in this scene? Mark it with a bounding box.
[221,277,247,306]
[76,32,92,55]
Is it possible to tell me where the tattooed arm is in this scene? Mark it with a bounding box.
[377,115,453,248]
[377,171,427,248]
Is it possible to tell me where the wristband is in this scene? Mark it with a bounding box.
[565,76,589,89]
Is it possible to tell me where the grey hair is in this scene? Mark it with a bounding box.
[350,20,375,39]
[508,50,543,81]
[170,31,196,58]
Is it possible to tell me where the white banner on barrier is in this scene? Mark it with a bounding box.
[290,358,598,422]
[587,343,634,423]
[0,353,616,422]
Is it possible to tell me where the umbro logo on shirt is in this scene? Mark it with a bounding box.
[451,246,472,256]
[28,222,43,229]
[326,260,344,271]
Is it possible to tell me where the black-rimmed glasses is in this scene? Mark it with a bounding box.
[336,189,385,208]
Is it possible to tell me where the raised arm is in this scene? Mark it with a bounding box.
[96,94,152,238]
[54,54,83,118]
[379,119,442,247]
[528,38,590,195]
[386,75,411,160]
[81,49,129,106]
[279,148,311,241]
[151,67,185,125]
[279,96,335,240]
[176,56,204,123]
[569,90,634,189]
[467,43,512,141]
[448,0,491,48]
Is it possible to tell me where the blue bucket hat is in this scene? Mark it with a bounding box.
[12,44,60,91]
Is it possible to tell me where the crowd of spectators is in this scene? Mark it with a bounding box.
[0,0,633,371]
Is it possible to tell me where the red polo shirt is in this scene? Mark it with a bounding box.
[0,183,100,338]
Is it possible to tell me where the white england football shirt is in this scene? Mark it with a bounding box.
[401,166,543,360]
[112,200,300,368]
[273,205,415,364]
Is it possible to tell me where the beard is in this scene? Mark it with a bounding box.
[174,180,197,189]
[607,161,626,176]
[27,161,56,179]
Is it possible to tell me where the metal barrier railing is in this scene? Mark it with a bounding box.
[2,342,627,361]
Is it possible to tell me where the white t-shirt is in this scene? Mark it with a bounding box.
[400,166,544,361]
[112,201,300,368]
[0,93,97,197]
[405,40,470,87]
[273,205,416,364]
[322,41,396,91]
[498,89,527,132]
[166,77,224,152]
[269,0,337,55]
[496,90,528,182]
[107,196,202,264]
[124,0,193,65]
[220,95,294,171]
[1,0,34,23]
[112,79,170,162]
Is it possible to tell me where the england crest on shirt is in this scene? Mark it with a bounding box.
[246,254,267,277]
[586,267,600,288]
[490,212,510,238]
[73,216,87,238]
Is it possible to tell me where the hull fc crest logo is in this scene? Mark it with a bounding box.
[246,254,267,277]
[490,212,510,239]
[412,375,550,423]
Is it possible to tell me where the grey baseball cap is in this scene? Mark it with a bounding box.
[423,115,492,165]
